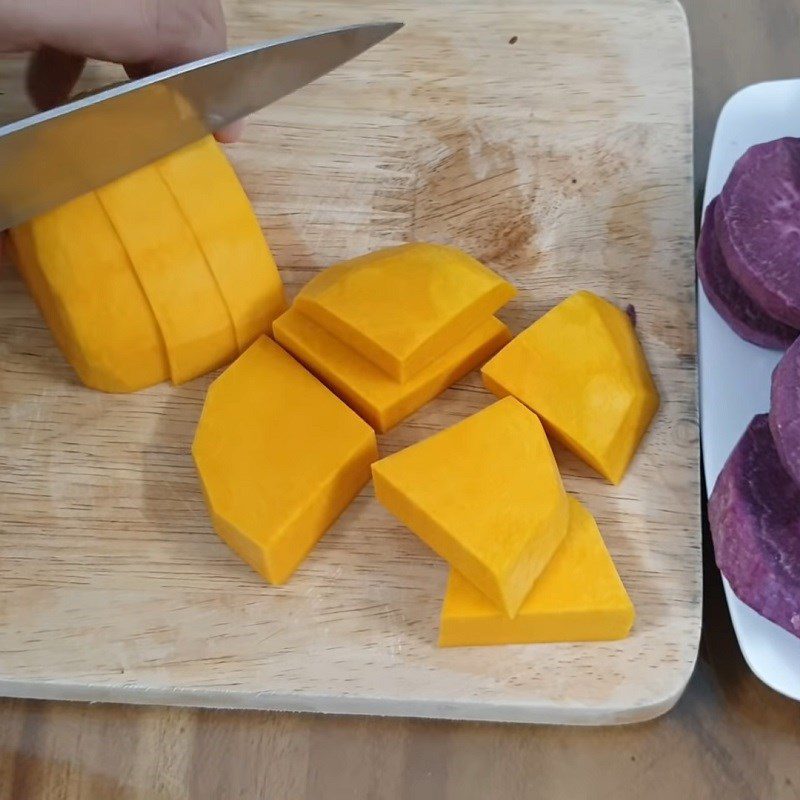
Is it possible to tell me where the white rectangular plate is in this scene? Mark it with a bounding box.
[701,79,800,702]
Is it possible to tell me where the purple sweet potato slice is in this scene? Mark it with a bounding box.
[770,336,800,486]
[708,414,800,639]
[716,138,800,328]
[698,197,798,349]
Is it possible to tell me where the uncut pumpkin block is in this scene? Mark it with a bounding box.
[372,397,568,616]
[193,337,378,585]
[274,306,511,433]
[482,291,659,484]
[12,137,284,391]
[295,243,516,381]
[439,498,635,646]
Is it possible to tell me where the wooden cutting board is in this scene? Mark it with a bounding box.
[0,0,699,725]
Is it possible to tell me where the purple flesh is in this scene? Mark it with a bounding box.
[716,138,800,328]
[698,197,798,349]
[709,414,800,640]
[770,336,800,487]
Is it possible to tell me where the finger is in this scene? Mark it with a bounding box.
[26,47,86,110]
[27,0,227,70]
[144,0,227,70]
[214,119,245,144]
[24,2,239,139]
[133,1,239,140]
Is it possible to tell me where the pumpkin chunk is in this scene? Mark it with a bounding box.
[372,397,568,616]
[439,498,634,646]
[482,291,659,483]
[274,306,511,433]
[10,193,169,392]
[193,337,378,584]
[295,243,516,381]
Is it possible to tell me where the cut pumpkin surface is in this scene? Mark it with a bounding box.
[97,165,238,384]
[192,337,378,585]
[482,291,659,484]
[10,193,169,392]
[439,498,634,646]
[157,137,285,350]
[274,306,511,433]
[372,397,568,617]
[295,243,516,381]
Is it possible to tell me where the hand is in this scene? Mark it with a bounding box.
[0,1,241,259]
[0,0,240,139]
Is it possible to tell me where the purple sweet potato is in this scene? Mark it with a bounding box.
[716,138,800,328]
[770,336,800,487]
[697,197,797,349]
[709,414,800,639]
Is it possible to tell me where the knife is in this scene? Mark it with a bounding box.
[0,21,402,231]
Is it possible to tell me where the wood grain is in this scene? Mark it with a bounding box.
[1,0,795,796]
[0,0,699,725]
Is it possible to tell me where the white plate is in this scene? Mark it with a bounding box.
[701,79,800,701]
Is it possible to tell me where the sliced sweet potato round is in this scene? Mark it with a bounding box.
[770,336,800,486]
[697,197,797,349]
[716,138,800,328]
[708,414,800,640]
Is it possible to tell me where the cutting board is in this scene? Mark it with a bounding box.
[0,0,699,725]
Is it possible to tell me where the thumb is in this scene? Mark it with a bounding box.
[26,46,87,110]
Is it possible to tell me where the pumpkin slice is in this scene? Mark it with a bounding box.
[157,137,285,350]
[274,306,511,433]
[193,337,378,584]
[97,165,238,384]
[439,498,634,646]
[10,193,169,392]
[482,291,659,484]
[372,397,568,617]
[295,243,516,381]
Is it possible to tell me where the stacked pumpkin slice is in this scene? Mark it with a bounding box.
[274,242,515,433]
[10,137,285,391]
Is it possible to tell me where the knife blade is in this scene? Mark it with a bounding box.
[0,21,402,230]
